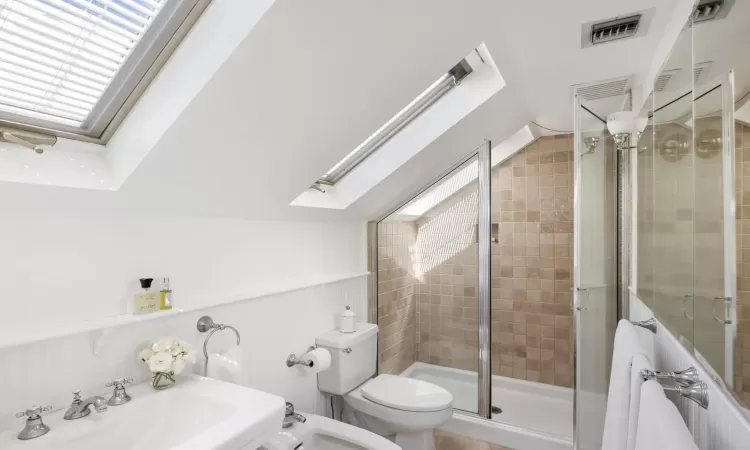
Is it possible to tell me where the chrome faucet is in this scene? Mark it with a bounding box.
[15,405,52,440]
[64,390,108,420]
[282,402,306,428]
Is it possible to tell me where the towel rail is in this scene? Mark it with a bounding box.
[630,318,657,334]
[197,316,241,377]
[641,367,709,409]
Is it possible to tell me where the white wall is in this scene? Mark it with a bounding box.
[0,209,368,431]
[0,274,368,430]
[0,213,365,329]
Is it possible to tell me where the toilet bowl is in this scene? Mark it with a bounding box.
[342,374,453,450]
[314,324,453,450]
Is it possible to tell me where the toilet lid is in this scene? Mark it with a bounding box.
[361,375,453,412]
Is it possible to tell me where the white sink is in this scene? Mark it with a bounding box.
[0,376,285,450]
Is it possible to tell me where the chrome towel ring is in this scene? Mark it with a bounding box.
[197,315,241,377]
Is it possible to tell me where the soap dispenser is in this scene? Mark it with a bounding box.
[134,278,159,315]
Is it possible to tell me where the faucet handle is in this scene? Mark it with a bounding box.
[15,405,51,419]
[106,378,133,406]
[15,406,51,440]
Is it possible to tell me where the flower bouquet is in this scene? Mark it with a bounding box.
[138,338,195,390]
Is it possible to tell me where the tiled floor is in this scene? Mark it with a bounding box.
[434,430,513,450]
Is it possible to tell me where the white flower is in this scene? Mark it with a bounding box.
[184,349,197,364]
[137,348,154,362]
[172,354,186,375]
[151,338,174,353]
[148,351,174,373]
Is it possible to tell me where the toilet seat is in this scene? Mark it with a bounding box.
[343,375,453,435]
[361,375,453,412]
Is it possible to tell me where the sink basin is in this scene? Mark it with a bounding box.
[0,375,285,450]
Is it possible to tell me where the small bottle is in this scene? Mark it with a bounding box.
[159,277,173,310]
[339,306,356,333]
[134,278,159,315]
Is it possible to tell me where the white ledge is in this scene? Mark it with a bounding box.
[0,272,369,350]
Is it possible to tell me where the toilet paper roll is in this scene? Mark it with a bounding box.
[305,347,331,373]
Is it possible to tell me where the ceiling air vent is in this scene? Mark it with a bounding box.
[693,0,723,23]
[577,77,630,101]
[591,15,641,45]
[654,69,681,92]
[693,62,713,84]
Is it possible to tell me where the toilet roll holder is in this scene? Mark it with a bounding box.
[197,316,241,376]
[286,346,317,368]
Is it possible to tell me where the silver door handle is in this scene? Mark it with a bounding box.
[682,295,694,321]
[712,296,732,324]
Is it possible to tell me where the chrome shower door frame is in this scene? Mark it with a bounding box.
[368,141,493,420]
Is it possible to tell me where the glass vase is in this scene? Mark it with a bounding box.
[152,371,176,390]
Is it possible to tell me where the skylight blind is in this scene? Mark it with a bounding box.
[0,0,166,128]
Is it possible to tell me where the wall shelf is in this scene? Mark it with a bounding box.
[0,272,369,350]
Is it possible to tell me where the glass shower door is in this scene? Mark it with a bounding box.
[573,98,618,450]
[377,152,482,414]
[692,72,736,385]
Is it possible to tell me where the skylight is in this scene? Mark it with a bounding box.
[315,58,473,188]
[0,0,209,142]
[398,125,536,217]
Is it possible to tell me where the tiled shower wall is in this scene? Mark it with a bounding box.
[735,122,750,405]
[414,188,480,372]
[488,135,574,387]
[377,221,418,375]
[376,135,575,388]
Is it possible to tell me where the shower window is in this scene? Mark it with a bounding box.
[315,59,473,188]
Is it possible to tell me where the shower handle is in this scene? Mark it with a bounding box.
[682,295,694,321]
[712,296,732,324]
[574,286,590,312]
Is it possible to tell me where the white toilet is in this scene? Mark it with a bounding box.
[316,324,453,450]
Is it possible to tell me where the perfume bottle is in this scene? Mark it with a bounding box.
[134,278,159,315]
[160,277,173,310]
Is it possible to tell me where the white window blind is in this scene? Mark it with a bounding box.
[0,0,208,141]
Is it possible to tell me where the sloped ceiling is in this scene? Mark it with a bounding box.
[1,0,684,221]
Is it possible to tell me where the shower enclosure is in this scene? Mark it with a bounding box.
[370,124,619,449]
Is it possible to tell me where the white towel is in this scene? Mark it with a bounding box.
[206,346,243,384]
[602,320,652,450]
[627,354,652,450]
[634,381,698,450]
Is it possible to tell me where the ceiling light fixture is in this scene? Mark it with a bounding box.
[607,111,647,151]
